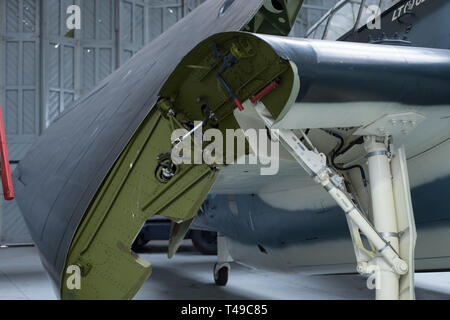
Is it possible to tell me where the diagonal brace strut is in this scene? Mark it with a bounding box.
[251,100,409,276]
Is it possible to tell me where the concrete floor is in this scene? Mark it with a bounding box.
[0,242,449,300]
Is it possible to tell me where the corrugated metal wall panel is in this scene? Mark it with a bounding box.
[77,0,115,96]
[118,0,186,65]
[40,0,203,126]
[42,0,77,126]
[0,0,40,244]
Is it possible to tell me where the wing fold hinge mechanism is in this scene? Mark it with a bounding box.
[251,100,416,300]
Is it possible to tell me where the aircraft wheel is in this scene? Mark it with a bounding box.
[214,263,229,286]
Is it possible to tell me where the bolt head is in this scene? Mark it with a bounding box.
[395,260,409,275]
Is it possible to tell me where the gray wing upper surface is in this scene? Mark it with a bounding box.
[13,0,264,285]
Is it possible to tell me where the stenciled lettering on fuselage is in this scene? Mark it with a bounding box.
[392,0,427,21]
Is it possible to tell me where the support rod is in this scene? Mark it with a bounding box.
[251,100,408,280]
[365,136,401,300]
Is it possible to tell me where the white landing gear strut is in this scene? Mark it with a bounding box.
[364,136,417,300]
[214,233,233,286]
[251,101,416,300]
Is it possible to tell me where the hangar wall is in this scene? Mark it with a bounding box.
[1,0,41,244]
[0,0,205,244]
[0,0,338,244]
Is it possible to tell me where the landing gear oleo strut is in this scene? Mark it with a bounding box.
[252,100,416,299]
[214,234,233,286]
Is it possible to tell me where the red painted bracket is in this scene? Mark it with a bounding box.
[233,98,244,112]
[251,80,280,104]
[0,104,14,201]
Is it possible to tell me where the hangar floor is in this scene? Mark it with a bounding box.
[0,241,449,300]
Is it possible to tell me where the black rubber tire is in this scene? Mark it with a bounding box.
[191,230,218,255]
[214,264,229,286]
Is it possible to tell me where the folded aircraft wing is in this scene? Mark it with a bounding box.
[13,0,304,300]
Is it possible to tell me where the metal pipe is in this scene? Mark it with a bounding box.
[365,136,400,300]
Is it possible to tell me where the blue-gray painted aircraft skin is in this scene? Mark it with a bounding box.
[342,0,450,50]
[194,175,450,271]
